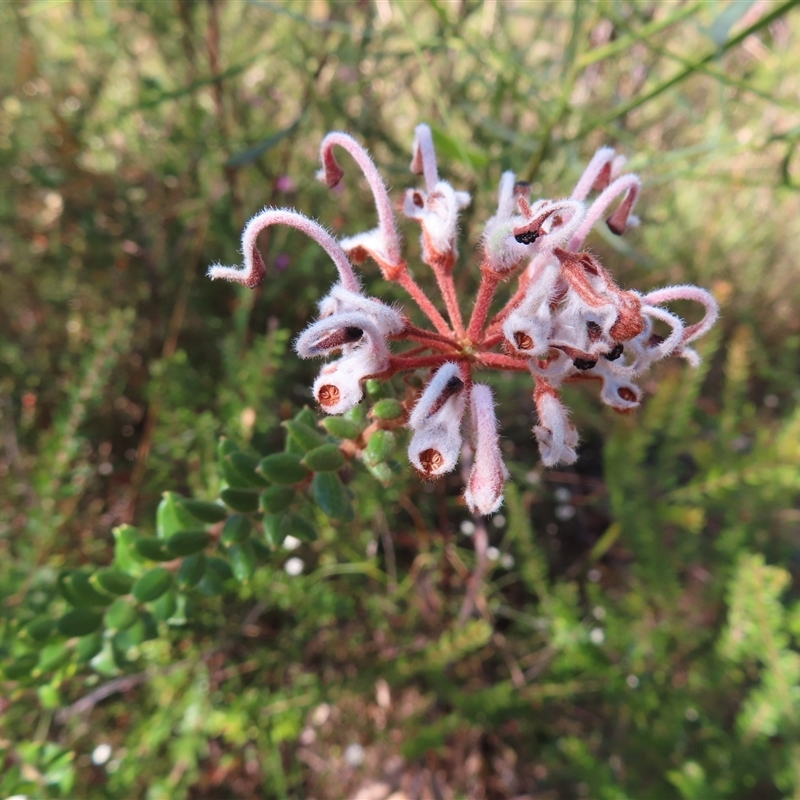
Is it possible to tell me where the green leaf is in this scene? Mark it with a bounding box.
[257,452,308,484]
[178,499,228,523]
[260,485,295,514]
[36,642,72,673]
[90,640,120,677]
[370,398,404,420]
[113,524,146,573]
[364,430,395,466]
[207,557,233,581]
[303,444,346,472]
[57,608,103,637]
[135,538,174,562]
[167,529,210,556]
[321,416,362,440]
[220,487,260,513]
[229,541,257,582]
[178,553,207,588]
[58,571,112,608]
[288,514,318,543]
[228,452,270,487]
[221,514,252,544]
[366,461,393,485]
[105,598,138,632]
[312,472,352,520]
[132,568,173,602]
[283,419,327,452]
[75,632,103,664]
[156,491,197,539]
[151,590,177,622]
[263,514,289,548]
[93,569,135,596]
[197,557,233,596]
[25,617,57,643]
[5,654,39,680]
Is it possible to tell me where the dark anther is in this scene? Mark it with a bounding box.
[647,334,665,348]
[513,331,534,350]
[573,358,597,371]
[604,343,624,361]
[344,327,364,342]
[445,376,465,393]
[514,230,539,245]
[586,321,602,341]
[617,386,638,403]
[412,191,425,208]
[513,181,531,196]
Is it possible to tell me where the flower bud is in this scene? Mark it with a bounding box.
[402,181,471,264]
[533,383,578,466]
[317,283,404,337]
[407,363,467,478]
[464,385,508,516]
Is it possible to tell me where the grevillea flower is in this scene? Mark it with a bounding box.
[208,124,718,515]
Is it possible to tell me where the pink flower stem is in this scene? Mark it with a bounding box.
[479,332,505,350]
[430,258,466,337]
[385,354,464,376]
[395,269,453,337]
[466,270,501,341]
[477,352,529,372]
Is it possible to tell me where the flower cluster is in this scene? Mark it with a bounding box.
[208,125,718,516]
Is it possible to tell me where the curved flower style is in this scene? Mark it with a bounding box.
[208,124,718,515]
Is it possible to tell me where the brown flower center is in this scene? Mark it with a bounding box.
[317,385,340,407]
[617,386,638,403]
[513,331,534,351]
[419,448,444,475]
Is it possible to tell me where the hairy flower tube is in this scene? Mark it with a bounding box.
[208,124,718,516]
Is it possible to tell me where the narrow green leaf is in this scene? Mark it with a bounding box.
[311,472,352,520]
[260,485,295,514]
[264,514,289,548]
[58,608,103,637]
[178,499,228,523]
[113,524,145,573]
[228,452,270,487]
[229,541,257,582]
[25,618,57,643]
[4,654,39,680]
[132,568,173,602]
[289,514,318,543]
[167,529,210,556]
[221,514,252,544]
[156,491,197,539]
[321,417,362,440]
[303,444,346,472]
[283,419,327,451]
[135,538,174,562]
[59,571,112,608]
[220,487,260,513]
[75,632,103,664]
[178,553,206,588]
[93,569,135,596]
[364,430,395,466]
[257,452,308,484]
[105,598,138,632]
[36,642,72,673]
[370,398,404,420]
[151,590,178,622]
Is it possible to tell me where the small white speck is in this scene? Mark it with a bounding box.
[344,742,365,766]
[626,675,639,688]
[492,514,506,528]
[589,628,605,645]
[554,487,571,502]
[283,535,301,551]
[92,743,112,765]
[592,605,606,619]
[486,546,500,562]
[685,707,699,721]
[555,504,575,521]
[546,523,558,536]
[587,568,601,583]
[460,520,476,536]
[500,553,515,569]
[284,557,304,576]
[764,394,779,408]
[311,703,330,726]
[525,470,540,484]
[98,462,113,476]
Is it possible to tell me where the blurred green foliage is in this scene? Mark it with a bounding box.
[1,1,800,798]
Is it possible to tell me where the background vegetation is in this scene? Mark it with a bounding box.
[2,1,800,798]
